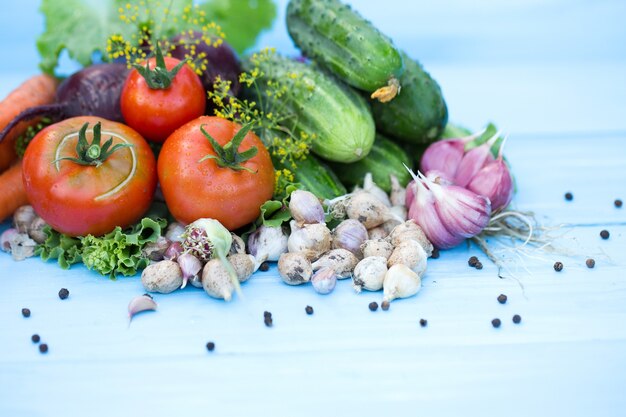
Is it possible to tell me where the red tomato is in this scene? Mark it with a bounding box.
[22,116,157,237]
[120,56,205,143]
[158,116,274,230]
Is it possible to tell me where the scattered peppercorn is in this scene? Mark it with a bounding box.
[264,317,273,327]
[554,261,563,272]
[368,301,379,312]
[263,311,272,318]
[497,294,507,304]
[430,248,440,259]
[305,305,314,315]
[512,314,522,324]
[586,258,595,268]
[475,262,483,270]
[381,300,390,311]
[259,262,270,272]
[31,334,40,343]
[206,342,215,352]
[468,256,478,267]
[39,344,48,354]
[564,192,573,201]
[600,230,610,240]
[615,199,623,208]
[21,308,31,318]
[58,288,69,300]
[419,318,428,327]
[491,318,501,328]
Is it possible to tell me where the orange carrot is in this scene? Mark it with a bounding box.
[0,74,58,173]
[0,161,28,223]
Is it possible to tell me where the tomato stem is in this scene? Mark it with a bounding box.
[132,43,187,90]
[198,123,258,173]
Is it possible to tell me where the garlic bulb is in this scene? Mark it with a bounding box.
[13,205,36,234]
[311,248,359,279]
[387,240,428,277]
[278,252,313,285]
[141,260,183,294]
[331,219,368,258]
[202,259,237,301]
[287,221,331,260]
[360,239,393,259]
[389,175,406,207]
[247,225,289,263]
[467,147,514,212]
[289,190,325,225]
[28,216,48,244]
[228,253,256,283]
[388,220,433,256]
[363,173,391,207]
[453,135,497,187]
[346,191,400,229]
[311,267,337,294]
[383,264,421,302]
[1,229,37,261]
[353,256,387,292]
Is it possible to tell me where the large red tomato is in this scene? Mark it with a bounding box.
[120,55,205,143]
[22,116,157,237]
[158,116,274,230]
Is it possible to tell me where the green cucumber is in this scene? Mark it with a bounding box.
[286,0,404,102]
[371,52,448,144]
[328,133,412,193]
[243,54,375,163]
[276,154,347,200]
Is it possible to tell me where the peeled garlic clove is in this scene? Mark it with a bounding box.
[331,219,368,258]
[229,233,246,255]
[311,267,337,294]
[165,222,186,242]
[128,294,157,321]
[177,253,203,289]
[346,191,401,229]
[311,248,359,279]
[353,256,387,292]
[202,259,236,301]
[388,220,433,256]
[287,221,331,261]
[360,239,393,259]
[141,260,183,294]
[368,226,388,240]
[278,252,312,285]
[389,175,406,207]
[363,173,391,207]
[289,190,325,225]
[383,264,421,302]
[13,205,37,234]
[387,240,428,277]
[247,225,288,263]
[228,253,256,283]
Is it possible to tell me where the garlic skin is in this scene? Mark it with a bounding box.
[368,226,388,240]
[227,253,256,283]
[389,175,406,207]
[13,205,37,233]
[331,219,368,258]
[388,220,433,257]
[467,158,514,212]
[128,294,157,321]
[165,222,186,242]
[289,190,325,225]
[202,259,236,301]
[311,248,359,279]
[419,138,466,183]
[177,253,203,289]
[247,225,288,263]
[387,240,428,277]
[141,260,183,294]
[363,173,391,207]
[278,252,313,285]
[28,216,48,244]
[353,256,387,292]
[346,191,398,229]
[229,233,246,255]
[360,239,393,259]
[311,267,337,294]
[287,221,331,261]
[383,264,422,302]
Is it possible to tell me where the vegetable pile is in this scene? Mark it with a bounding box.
[0,0,524,304]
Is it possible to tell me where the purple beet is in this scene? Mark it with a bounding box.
[0,63,130,144]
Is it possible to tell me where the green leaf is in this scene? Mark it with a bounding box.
[199,0,277,54]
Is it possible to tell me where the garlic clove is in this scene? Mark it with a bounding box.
[142,236,171,261]
[388,220,433,256]
[202,259,236,301]
[389,206,407,222]
[467,158,514,212]
[331,219,368,258]
[289,190,325,225]
[430,180,491,239]
[164,241,183,261]
[389,175,406,207]
[177,253,203,289]
[387,240,428,277]
[278,252,313,285]
[419,138,466,182]
[360,239,393,259]
[229,233,246,255]
[347,191,399,229]
[165,222,186,242]
[247,225,289,263]
[128,294,157,321]
[383,264,421,302]
[141,260,183,294]
[28,216,48,244]
[227,253,256,283]
[1,228,18,252]
[287,221,331,261]
[311,267,337,294]
[453,139,495,188]
[367,226,388,240]
[363,173,392,207]
[353,256,387,292]
[311,248,359,279]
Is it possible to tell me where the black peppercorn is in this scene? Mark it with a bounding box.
[475,262,483,270]
[381,301,390,311]
[58,288,69,300]
[419,318,427,327]
[586,258,595,268]
[615,199,623,208]
[554,261,563,272]
[430,248,440,259]
[39,344,48,354]
[600,230,610,240]
[259,262,270,272]
[497,294,507,304]
[512,314,522,324]
[468,256,478,267]
[31,334,40,343]
[21,308,31,318]
[206,342,215,352]
[491,318,501,328]
[305,305,314,315]
[263,311,272,318]
[264,317,273,327]
[564,192,573,201]
[368,301,378,312]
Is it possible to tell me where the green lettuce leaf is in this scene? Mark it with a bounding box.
[36,226,83,269]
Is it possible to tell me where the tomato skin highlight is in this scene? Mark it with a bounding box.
[22,116,157,237]
[120,56,206,143]
[158,116,275,230]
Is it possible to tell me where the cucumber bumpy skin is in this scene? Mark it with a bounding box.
[286,0,404,103]
[243,54,375,163]
[371,52,448,144]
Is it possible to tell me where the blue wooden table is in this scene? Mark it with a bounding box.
[1,1,625,416]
